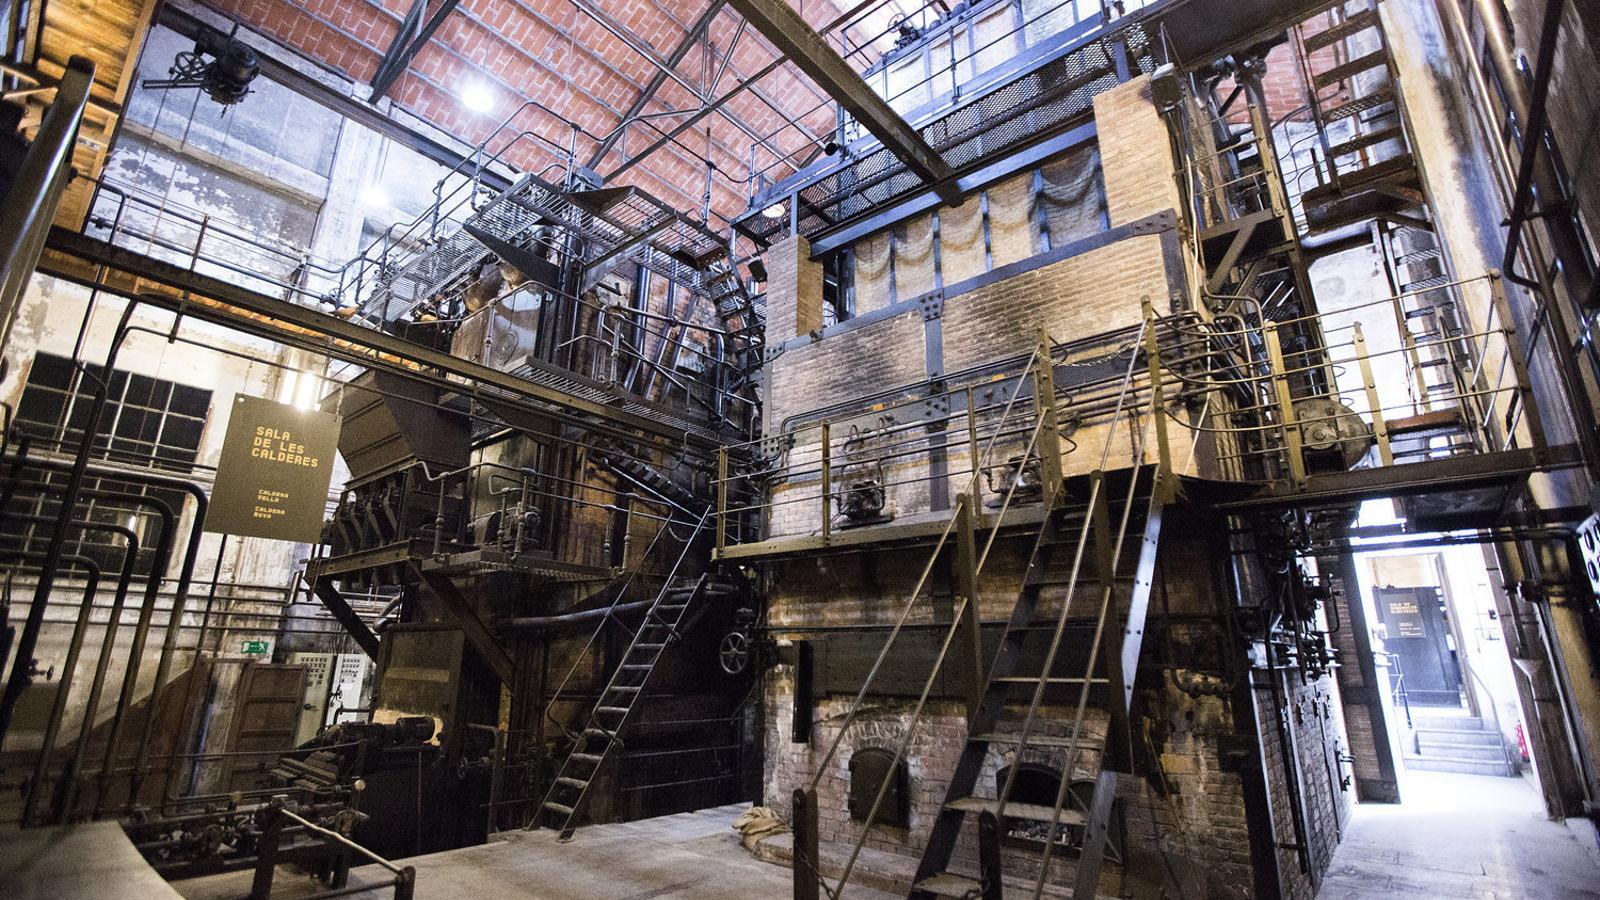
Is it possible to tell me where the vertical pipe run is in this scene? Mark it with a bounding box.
[0,301,137,743]
[5,552,101,827]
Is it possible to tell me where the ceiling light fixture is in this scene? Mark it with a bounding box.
[460,82,495,114]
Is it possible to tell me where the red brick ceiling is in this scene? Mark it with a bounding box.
[201,0,917,225]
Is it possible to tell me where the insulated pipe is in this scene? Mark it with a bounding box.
[1,552,99,828]
[506,582,737,630]
[5,517,136,826]
[1,452,207,809]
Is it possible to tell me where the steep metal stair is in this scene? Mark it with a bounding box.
[909,466,1167,899]
[532,543,733,839]
[1372,219,1481,459]
[1294,0,1425,234]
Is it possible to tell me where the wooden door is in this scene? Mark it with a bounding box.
[224,662,307,791]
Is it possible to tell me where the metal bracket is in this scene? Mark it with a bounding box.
[918,290,946,321]
[1131,209,1179,235]
[920,394,951,425]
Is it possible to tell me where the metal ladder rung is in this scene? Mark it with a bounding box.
[1313,50,1390,89]
[971,732,1094,750]
[596,706,630,715]
[994,676,1109,685]
[1303,8,1381,53]
[608,685,641,694]
[555,776,588,789]
[1403,274,1453,291]
[1321,87,1395,123]
[571,753,604,765]
[945,796,1086,826]
[543,801,576,816]
[1326,126,1404,159]
[913,873,983,897]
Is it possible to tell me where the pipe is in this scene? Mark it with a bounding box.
[0,475,177,813]
[1,452,207,810]
[1,552,99,827]
[0,301,138,744]
[4,515,137,825]
[1453,0,1600,475]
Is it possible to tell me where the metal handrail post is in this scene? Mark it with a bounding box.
[1351,322,1394,466]
[820,422,831,545]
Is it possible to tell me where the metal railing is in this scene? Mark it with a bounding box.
[713,326,1147,551]
[80,176,753,419]
[1161,272,1542,483]
[716,272,1541,555]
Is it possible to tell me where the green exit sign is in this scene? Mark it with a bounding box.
[240,640,269,655]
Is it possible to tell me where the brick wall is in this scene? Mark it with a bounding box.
[759,508,1352,896]
[941,233,1169,371]
[1094,76,1183,228]
[766,234,825,345]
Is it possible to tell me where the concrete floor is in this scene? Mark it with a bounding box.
[1318,770,1600,898]
[176,804,898,900]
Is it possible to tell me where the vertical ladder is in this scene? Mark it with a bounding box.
[1374,221,1480,456]
[533,572,712,839]
[910,466,1167,899]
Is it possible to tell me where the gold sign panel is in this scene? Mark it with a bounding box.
[205,395,342,542]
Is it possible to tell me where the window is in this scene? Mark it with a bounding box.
[3,352,212,574]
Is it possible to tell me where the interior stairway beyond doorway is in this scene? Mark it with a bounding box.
[1405,712,1515,777]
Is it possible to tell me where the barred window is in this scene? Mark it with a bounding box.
[3,352,212,575]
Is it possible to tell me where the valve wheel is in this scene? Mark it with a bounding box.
[719,631,750,675]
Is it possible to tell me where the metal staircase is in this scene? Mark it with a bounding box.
[532,515,728,839]
[1373,220,1480,459]
[910,466,1166,899]
[1294,0,1425,235]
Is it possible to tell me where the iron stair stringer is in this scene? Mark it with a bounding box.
[909,466,1168,899]
[532,571,722,839]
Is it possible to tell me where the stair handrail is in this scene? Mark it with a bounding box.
[538,510,708,745]
[989,317,1151,851]
[827,320,1154,897]
[1458,654,1514,770]
[828,387,1062,897]
[799,343,1049,805]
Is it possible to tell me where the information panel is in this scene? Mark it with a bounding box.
[205,394,341,541]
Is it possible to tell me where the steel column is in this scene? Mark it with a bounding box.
[724,0,959,203]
